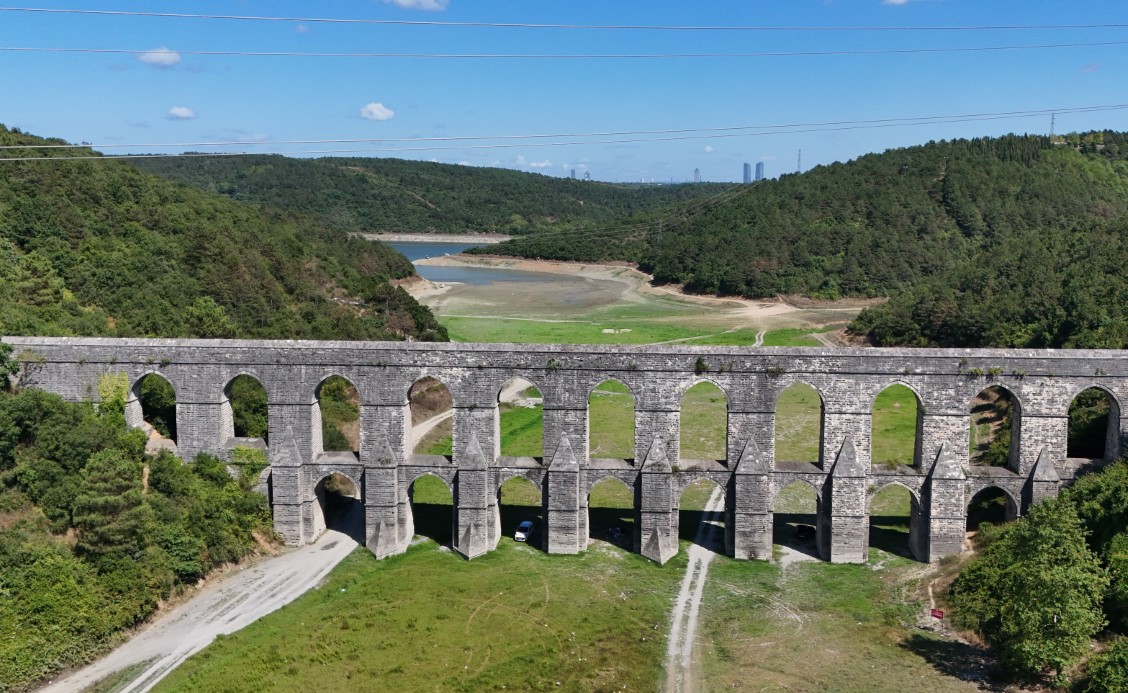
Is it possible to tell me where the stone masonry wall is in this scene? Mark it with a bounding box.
[8,336,1127,564]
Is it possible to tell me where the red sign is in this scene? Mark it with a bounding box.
[930,609,944,620]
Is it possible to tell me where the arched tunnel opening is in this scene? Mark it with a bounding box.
[315,473,364,543]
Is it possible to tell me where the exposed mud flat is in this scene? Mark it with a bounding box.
[409,254,871,333]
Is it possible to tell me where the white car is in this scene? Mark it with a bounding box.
[514,520,535,542]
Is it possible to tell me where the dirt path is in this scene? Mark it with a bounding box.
[665,487,725,693]
[411,408,454,448]
[753,330,766,347]
[39,507,363,693]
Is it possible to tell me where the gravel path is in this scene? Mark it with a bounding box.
[38,507,363,693]
[664,487,725,693]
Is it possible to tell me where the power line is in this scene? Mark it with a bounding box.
[3,39,1128,60]
[3,7,1128,33]
[4,104,1124,152]
[0,109,1115,162]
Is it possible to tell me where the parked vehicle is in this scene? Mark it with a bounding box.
[515,520,535,542]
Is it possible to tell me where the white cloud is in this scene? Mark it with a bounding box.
[882,0,910,4]
[138,47,181,68]
[515,155,527,166]
[529,159,552,169]
[703,145,714,153]
[458,160,471,166]
[360,102,395,121]
[167,106,196,120]
[381,0,449,11]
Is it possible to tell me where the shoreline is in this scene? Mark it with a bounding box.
[411,254,879,315]
[359,232,512,244]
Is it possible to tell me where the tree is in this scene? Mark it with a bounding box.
[1081,637,1128,693]
[72,448,153,564]
[949,498,1109,680]
[184,296,235,338]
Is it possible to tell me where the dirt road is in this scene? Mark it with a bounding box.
[38,507,362,693]
[664,487,725,693]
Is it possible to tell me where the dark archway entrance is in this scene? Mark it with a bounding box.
[409,474,454,546]
[773,480,820,559]
[314,472,364,543]
[588,477,636,549]
[678,478,725,553]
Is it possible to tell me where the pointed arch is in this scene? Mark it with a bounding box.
[496,377,543,460]
[311,471,364,543]
[679,380,729,464]
[128,372,178,444]
[677,477,725,552]
[969,384,1021,469]
[867,482,920,561]
[313,374,360,458]
[871,383,923,468]
[221,373,269,444]
[496,475,543,549]
[408,472,454,546]
[772,479,821,559]
[588,379,635,462]
[587,475,637,548]
[967,485,1019,530]
[1067,385,1121,461]
[774,382,824,466]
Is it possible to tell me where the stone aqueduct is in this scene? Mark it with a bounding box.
[7,337,1123,565]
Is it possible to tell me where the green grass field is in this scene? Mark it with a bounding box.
[442,318,839,348]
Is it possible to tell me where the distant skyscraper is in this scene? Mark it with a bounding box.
[743,163,752,184]
[571,168,576,179]
[755,162,765,182]
[694,168,701,183]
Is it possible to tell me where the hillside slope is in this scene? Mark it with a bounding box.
[486,132,1128,348]
[131,154,731,236]
[0,126,444,341]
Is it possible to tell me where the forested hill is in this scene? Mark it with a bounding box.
[0,125,445,341]
[130,154,731,235]
[484,132,1128,348]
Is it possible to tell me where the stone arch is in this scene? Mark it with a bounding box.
[495,376,544,460]
[128,372,178,447]
[312,374,361,459]
[220,372,270,445]
[679,380,729,465]
[310,471,363,544]
[588,378,636,462]
[587,475,637,549]
[495,475,544,549]
[969,384,1022,470]
[774,381,825,466]
[1067,385,1122,461]
[966,484,1019,530]
[676,477,726,553]
[866,481,922,561]
[407,471,454,546]
[772,479,821,559]
[870,382,924,468]
[407,375,454,458]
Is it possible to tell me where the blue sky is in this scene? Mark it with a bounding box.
[2,1,1127,182]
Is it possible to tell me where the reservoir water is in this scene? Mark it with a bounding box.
[387,241,562,285]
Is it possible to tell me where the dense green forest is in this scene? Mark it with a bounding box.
[0,376,272,690]
[949,459,1128,688]
[483,131,1128,349]
[0,125,445,341]
[131,154,730,236]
